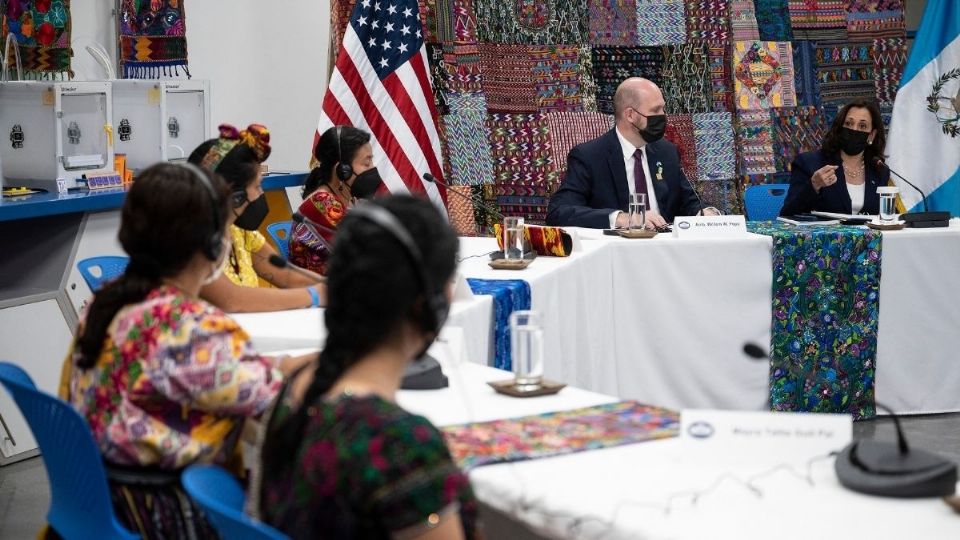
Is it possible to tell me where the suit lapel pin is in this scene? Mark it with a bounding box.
[655,161,664,181]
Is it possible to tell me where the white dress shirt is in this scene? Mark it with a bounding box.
[609,126,660,228]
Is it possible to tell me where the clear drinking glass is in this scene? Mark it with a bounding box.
[877,186,899,223]
[503,216,525,260]
[510,310,544,389]
[628,193,646,230]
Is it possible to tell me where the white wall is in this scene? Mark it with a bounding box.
[66,0,331,172]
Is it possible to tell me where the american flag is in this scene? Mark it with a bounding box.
[316,0,446,211]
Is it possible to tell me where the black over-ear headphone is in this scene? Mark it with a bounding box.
[347,204,448,334]
[335,125,354,181]
[179,162,225,262]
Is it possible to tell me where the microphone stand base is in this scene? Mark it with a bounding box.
[901,211,951,228]
[400,354,449,390]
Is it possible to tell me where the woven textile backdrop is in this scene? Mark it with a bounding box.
[332,0,907,226]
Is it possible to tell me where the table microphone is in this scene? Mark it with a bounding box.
[741,341,958,498]
[871,158,950,228]
[267,254,326,284]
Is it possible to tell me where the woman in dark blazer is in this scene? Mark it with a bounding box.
[780,99,889,216]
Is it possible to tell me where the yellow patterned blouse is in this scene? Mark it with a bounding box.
[224,225,266,287]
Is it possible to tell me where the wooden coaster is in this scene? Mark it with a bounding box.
[488,379,566,397]
[866,221,906,231]
[488,258,533,270]
[617,229,658,239]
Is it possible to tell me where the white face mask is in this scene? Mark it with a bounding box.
[201,238,231,286]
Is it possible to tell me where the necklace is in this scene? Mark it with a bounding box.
[843,160,865,180]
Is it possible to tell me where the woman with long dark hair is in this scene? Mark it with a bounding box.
[257,196,480,539]
[780,99,890,216]
[288,125,383,275]
[59,163,312,539]
[188,124,326,312]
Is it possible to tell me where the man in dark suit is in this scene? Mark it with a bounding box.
[547,77,716,229]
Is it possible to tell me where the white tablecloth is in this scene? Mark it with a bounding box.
[236,223,960,415]
[396,344,960,540]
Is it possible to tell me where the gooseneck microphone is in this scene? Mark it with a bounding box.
[741,341,958,498]
[422,173,505,224]
[267,254,326,284]
[871,158,950,228]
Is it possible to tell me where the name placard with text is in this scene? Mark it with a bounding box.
[673,215,748,239]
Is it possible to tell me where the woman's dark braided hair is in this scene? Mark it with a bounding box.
[75,163,231,369]
[302,126,371,198]
[259,195,458,485]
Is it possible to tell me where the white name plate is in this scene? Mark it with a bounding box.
[680,409,852,465]
[672,215,748,238]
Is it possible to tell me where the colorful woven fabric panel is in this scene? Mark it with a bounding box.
[635,0,687,45]
[441,401,679,470]
[685,0,729,42]
[846,10,905,42]
[748,222,881,419]
[446,184,481,236]
[743,171,791,186]
[452,0,478,41]
[693,112,736,181]
[2,0,72,78]
[707,42,733,111]
[578,46,599,112]
[592,46,665,114]
[792,40,821,107]
[472,0,586,44]
[487,113,554,223]
[427,44,451,115]
[770,106,826,173]
[846,0,905,41]
[443,43,484,95]
[753,0,793,41]
[330,0,355,61]
[478,43,538,112]
[531,45,584,112]
[815,41,876,105]
[444,93,495,186]
[736,110,777,175]
[118,0,190,78]
[465,278,531,370]
[733,41,797,109]
[589,0,637,46]
[872,37,906,104]
[544,111,614,192]
[424,0,457,42]
[787,0,846,40]
[662,42,711,114]
[665,114,699,182]
[729,0,760,41]
[695,178,741,214]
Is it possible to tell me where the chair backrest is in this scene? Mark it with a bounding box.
[744,183,790,221]
[182,464,290,540]
[0,362,138,540]
[266,221,293,259]
[77,256,130,292]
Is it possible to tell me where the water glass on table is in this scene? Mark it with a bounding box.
[628,193,647,230]
[876,186,900,223]
[503,216,525,261]
[510,310,543,390]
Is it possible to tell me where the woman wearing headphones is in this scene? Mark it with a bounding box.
[58,163,313,539]
[288,125,383,275]
[188,125,327,312]
[257,196,480,539]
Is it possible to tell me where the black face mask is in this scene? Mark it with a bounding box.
[234,194,269,231]
[838,127,870,156]
[634,114,667,144]
[350,167,383,199]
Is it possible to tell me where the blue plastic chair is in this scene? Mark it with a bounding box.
[0,362,139,540]
[266,221,293,259]
[182,464,290,540]
[77,256,129,291]
[744,183,790,221]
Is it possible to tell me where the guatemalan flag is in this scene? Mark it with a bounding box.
[887,0,960,216]
[316,0,447,214]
